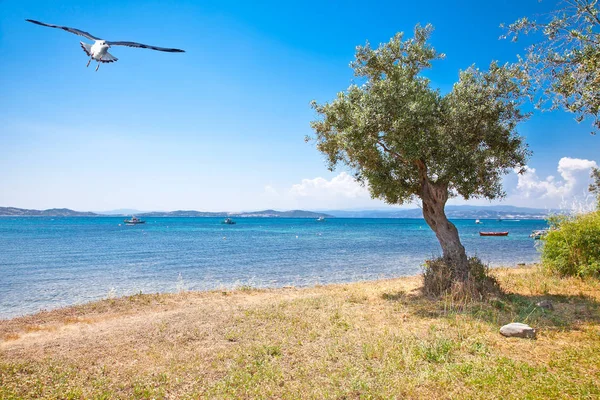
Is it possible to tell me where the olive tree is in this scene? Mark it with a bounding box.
[503,0,600,134]
[309,25,530,283]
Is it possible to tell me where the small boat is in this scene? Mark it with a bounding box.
[530,229,549,240]
[316,216,326,222]
[222,218,236,225]
[124,216,145,225]
[479,231,509,236]
[475,219,482,224]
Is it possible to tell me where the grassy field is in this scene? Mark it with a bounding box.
[1,266,600,399]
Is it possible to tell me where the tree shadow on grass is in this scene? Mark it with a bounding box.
[380,288,600,332]
[380,291,408,302]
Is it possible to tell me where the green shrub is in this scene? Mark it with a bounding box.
[541,211,600,277]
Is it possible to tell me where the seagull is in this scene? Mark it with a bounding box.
[26,19,185,71]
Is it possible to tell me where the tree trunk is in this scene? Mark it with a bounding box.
[420,180,470,282]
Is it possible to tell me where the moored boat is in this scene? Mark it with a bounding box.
[479,231,508,236]
[222,218,236,225]
[317,216,326,222]
[124,216,145,225]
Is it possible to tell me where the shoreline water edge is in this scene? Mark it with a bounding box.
[0,217,548,318]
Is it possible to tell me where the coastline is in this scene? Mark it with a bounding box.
[0,217,546,319]
[1,262,540,321]
[2,265,599,398]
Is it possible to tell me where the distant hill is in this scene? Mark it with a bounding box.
[236,209,333,218]
[0,207,331,218]
[138,209,332,218]
[1,205,558,219]
[137,210,223,217]
[95,209,144,215]
[324,205,559,219]
[0,207,98,217]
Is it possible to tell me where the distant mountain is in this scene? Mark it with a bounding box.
[0,207,331,218]
[241,209,333,218]
[324,205,559,219]
[138,210,223,217]
[1,205,559,219]
[95,209,144,215]
[0,207,98,217]
[138,209,332,218]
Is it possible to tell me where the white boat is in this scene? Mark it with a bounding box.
[124,216,145,225]
[475,219,482,224]
[316,216,325,222]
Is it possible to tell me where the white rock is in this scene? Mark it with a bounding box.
[500,322,536,339]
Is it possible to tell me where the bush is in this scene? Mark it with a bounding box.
[422,256,500,300]
[541,211,600,277]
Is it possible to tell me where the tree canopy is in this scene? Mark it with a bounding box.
[310,24,530,207]
[309,25,530,282]
[503,0,600,134]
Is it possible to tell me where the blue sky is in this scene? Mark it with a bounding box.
[1,0,598,212]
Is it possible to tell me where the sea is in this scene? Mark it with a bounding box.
[0,217,548,319]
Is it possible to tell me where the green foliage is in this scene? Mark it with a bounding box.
[542,211,600,277]
[503,0,600,134]
[309,24,530,206]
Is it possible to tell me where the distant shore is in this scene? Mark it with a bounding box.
[0,205,555,219]
[2,265,599,398]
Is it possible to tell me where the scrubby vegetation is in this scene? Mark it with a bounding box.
[2,266,600,399]
[423,256,501,300]
[542,212,600,277]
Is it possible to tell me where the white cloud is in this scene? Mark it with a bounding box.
[262,172,394,210]
[288,172,369,198]
[511,157,597,208]
[264,157,598,211]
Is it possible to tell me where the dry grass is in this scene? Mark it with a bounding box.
[1,266,600,399]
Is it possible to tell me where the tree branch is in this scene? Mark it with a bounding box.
[415,159,428,182]
[376,138,412,166]
[584,3,600,25]
[376,140,401,159]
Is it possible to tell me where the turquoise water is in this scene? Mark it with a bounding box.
[0,217,547,318]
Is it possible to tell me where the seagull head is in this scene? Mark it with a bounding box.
[98,40,110,48]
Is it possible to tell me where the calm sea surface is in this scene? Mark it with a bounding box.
[0,217,548,318]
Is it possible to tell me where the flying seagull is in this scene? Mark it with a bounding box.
[26,19,185,71]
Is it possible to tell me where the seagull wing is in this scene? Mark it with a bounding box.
[107,41,185,53]
[26,19,101,41]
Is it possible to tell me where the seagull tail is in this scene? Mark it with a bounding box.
[98,52,118,63]
[80,42,92,56]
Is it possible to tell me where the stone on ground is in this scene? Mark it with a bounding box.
[500,322,536,339]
